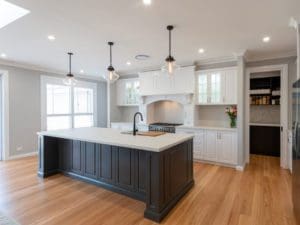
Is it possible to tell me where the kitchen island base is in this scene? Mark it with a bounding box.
[38,136,194,222]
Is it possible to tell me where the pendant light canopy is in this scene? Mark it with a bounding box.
[162,25,180,75]
[63,52,77,86]
[104,42,119,83]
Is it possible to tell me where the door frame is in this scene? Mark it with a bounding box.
[0,70,9,160]
[245,64,289,168]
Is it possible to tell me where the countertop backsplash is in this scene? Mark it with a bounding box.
[250,105,280,125]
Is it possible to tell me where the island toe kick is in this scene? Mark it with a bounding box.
[38,135,194,222]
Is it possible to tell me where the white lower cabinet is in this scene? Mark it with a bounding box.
[216,131,237,165]
[177,128,237,166]
[203,131,218,161]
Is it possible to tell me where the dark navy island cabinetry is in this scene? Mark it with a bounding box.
[38,129,194,222]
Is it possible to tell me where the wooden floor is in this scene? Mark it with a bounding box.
[0,155,297,225]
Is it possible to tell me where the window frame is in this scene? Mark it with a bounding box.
[41,75,97,131]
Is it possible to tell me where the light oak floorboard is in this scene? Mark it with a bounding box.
[0,155,297,225]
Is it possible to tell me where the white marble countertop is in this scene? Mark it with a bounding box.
[177,125,237,132]
[38,127,194,152]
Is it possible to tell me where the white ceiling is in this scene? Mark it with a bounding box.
[0,0,299,79]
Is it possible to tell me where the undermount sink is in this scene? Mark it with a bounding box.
[121,131,166,137]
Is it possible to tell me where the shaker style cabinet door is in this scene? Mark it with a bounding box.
[116,78,140,106]
[216,132,238,165]
[203,131,218,161]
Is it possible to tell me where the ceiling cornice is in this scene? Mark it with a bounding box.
[245,50,297,62]
[195,55,237,66]
[0,59,104,81]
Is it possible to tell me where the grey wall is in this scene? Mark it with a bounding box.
[246,56,297,129]
[0,64,107,158]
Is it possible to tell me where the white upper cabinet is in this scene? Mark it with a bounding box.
[196,67,237,105]
[116,78,140,106]
[139,66,195,96]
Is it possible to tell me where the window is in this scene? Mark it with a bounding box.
[41,76,97,131]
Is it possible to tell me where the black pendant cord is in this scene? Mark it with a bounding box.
[109,44,112,66]
[69,53,72,74]
[169,28,172,57]
[67,52,73,77]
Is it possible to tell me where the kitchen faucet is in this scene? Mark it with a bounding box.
[133,112,143,136]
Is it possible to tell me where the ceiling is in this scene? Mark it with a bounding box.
[0,0,299,79]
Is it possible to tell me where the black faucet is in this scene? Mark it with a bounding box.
[133,112,143,136]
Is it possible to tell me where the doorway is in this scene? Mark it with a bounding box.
[246,64,289,168]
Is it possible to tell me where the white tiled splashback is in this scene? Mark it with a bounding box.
[250,105,280,124]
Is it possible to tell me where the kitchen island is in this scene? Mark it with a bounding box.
[37,127,194,222]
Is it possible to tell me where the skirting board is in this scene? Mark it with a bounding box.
[8,151,38,160]
[194,159,245,171]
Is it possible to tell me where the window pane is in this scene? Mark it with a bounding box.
[47,116,71,130]
[74,87,93,113]
[74,115,94,128]
[47,84,71,114]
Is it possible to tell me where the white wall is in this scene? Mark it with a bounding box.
[0,64,107,158]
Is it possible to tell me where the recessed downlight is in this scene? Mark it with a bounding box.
[126,61,131,66]
[143,0,151,5]
[135,54,150,60]
[1,53,7,58]
[263,36,271,43]
[198,48,205,54]
[80,69,84,74]
[47,35,56,41]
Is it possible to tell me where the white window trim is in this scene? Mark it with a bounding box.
[0,70,9,160]
[41,75,97,131]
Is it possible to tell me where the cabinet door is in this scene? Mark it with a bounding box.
[224,69,237,104]
[139,72,155,96]
[116,80,125,105]
[193,131,205,160]
[217,132,237,164]
[173,67,195,94]
[154,71,172,95]
[203,131,217,161]
[197,74,209,104]
[209,72,223,104]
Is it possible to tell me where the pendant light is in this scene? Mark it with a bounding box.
[104,42,119,83]
[162,25,180,75]
[63,52,77,86]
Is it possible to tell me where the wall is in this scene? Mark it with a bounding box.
[195,105,231,127]
[147,101,184,124]
[0,64,107,158]
[246,56,297,129]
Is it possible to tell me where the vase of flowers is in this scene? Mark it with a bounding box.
[225,106,237,128]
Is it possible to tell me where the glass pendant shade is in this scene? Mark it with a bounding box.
[63,74,77,86]
[162,60,180,75]
[103,70,119,83]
